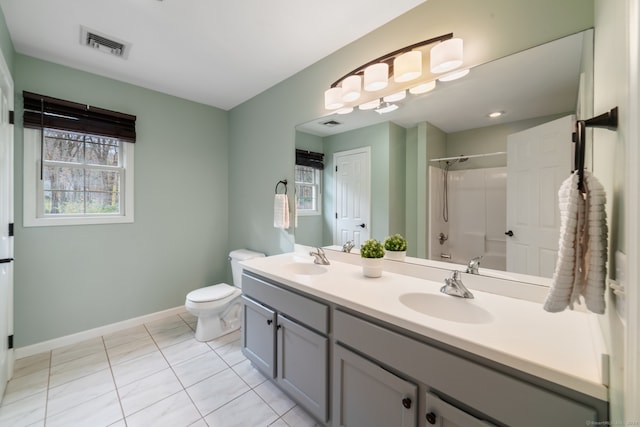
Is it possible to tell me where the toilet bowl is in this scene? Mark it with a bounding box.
[185,249,265,342]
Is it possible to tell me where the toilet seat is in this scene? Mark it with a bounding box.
[187,283,236,303]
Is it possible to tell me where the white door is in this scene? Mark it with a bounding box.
[334,147,370,248]
[506,115,573,277]
[0,55,14,402]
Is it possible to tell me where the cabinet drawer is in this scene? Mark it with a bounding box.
[242,272,328,334]
[334,309,600,427]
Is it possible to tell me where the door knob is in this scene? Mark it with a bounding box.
[402,397,412,409]
[357,223,366,228]
[505,230,514,237]
[426,412,437,424]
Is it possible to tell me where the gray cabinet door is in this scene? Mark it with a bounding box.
[277,314,328,423]
[333,344,417,427]
[241,296,276,378]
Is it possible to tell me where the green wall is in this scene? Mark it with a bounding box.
[0,6,14,73]
[13,55,229,346]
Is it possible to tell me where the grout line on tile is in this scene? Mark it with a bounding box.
[102,335,128,426]
[43,350,52,424]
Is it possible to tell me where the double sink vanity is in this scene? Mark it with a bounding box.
[239,248,608,426]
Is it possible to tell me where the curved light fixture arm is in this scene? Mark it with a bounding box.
[330,33,454,88]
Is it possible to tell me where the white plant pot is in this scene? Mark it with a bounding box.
[385,250,406,261]
[362,257,383,278]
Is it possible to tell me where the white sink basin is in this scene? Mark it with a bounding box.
[283,262,328,276]
[399,292,493,324]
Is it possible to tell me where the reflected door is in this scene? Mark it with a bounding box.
[506,115,573,277]
[334,148,370,247]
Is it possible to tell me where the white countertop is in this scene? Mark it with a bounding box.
[240,252,608,401]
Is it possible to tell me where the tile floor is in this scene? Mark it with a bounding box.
[0,310,322,427]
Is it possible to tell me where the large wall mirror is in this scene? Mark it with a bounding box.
[294,29,594,285]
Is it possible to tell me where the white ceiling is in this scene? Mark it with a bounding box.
[0,0,426,110]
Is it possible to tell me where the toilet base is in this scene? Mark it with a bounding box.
[193,299,242,342]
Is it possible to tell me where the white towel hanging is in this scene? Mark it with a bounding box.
[544,170,607,314]
[273,194,290,229]
[544,172,582,312]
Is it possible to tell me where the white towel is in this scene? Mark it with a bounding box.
[544,171,607,314]
[273,194,290,229]
[583,171,607,314]
[544,172,582,312]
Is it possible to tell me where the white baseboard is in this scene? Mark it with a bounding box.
[15,306,186,359]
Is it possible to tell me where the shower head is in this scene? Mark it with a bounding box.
[445,156,468,169]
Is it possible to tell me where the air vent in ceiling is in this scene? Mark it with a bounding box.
[321,120,342,127]
[80,26,130,59]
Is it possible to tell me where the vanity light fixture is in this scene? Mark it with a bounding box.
[409,80,437,95]
[394,51,422,82]
[438,68,470,82]
[341,75,362,102]
[324,33,466,113]
[430,38,464,73]
[375,102,399,114]
[324,87,344,110]
[383,90,406,103]
[359,99,381,110]
[364,63,389,91]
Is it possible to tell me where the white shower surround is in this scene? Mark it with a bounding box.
[429,166,507,270]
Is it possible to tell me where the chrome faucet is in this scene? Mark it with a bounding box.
[440,271,474,299]
[342,240,355,253]
[309,247,330,265]
[466,256,483,275]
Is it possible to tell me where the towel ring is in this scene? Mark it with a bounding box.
[275,179,288,195]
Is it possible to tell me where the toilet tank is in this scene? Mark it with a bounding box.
[229,249,265,288]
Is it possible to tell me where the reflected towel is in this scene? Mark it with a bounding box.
[273,194,290,229]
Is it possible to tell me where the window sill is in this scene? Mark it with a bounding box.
[23,215,134,227]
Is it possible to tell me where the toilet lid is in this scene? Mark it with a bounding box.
[187,284,236,302]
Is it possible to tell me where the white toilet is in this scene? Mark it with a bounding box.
[185,249,265,342]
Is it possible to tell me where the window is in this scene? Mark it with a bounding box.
[24,128,134,226]
[295,164,321,216]
[22,91,136,226]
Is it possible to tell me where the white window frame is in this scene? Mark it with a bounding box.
[295,164,322,216]
[23,128,134,226]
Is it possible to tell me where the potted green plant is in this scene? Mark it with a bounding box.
[360,239,385,278]
[384,234,407,261]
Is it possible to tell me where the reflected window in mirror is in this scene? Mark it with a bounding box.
[295,164,322,215]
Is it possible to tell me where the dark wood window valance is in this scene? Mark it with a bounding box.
[23,91,137,143]
[296,149,324,169]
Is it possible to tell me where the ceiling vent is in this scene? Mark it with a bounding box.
[80,26,130,59]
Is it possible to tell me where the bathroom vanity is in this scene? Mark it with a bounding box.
[239,252,608,427]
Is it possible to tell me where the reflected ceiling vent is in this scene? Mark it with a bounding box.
[80,26,131,59]
[321,120,342,127]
